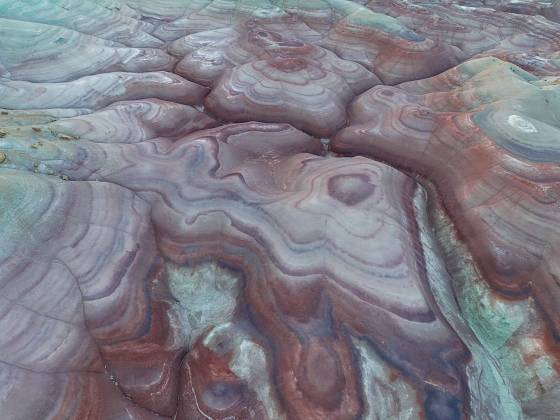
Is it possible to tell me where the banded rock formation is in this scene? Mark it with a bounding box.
[334,56,560,418]
[1,0,560,419]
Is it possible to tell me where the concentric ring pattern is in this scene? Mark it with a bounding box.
[1,1,560,419]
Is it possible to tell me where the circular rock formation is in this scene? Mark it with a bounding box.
[1,1,560,419]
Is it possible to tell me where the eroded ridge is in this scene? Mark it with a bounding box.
[335,56,560,419]
[1,0,560,419]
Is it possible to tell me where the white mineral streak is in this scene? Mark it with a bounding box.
[508,114,538,133]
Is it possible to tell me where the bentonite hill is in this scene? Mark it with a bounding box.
[0,0,560,419]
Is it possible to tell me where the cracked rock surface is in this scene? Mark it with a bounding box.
[1,1,560,419]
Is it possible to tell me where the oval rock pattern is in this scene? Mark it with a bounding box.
[1,1,560,419]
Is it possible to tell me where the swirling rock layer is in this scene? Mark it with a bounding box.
[1,1,560,419]
[334,55,560,418]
